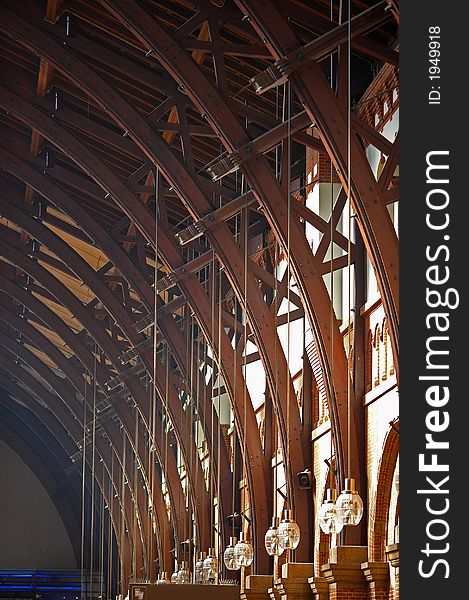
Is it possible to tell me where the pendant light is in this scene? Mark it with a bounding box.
[234,532,254,567]
[335,478,364,526]
[195,551,206,583]
[170,562,179,583]
[278,509,301,551]
[203,547,218,583]
[157,572,169,585]
[177,561,190,583]
[224,536,240,570]
[335,2,364,528]
[318,489,344,535]
[264,516,284,556]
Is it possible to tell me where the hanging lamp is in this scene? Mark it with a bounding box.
[177,561,190,583]
[318,489,344,535]
[157,572,169,585]
[264,516,284,556]
[195,551,206,583]
[223,536,240,570]
[234,531,254,567]
[170,562,179,583]
[335,478,364,526]
[278,509,300,551]
[203,547,218,583]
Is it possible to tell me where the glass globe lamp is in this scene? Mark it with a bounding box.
[335,478,364,526]
[170,563,179,583]
[234,532,254,567]
[177,561,190,583]
[278,509,300,551]
[195,551,206,583]
[264,516,284,556]
[203,548,218,583]
[156,572,169,584]
[223,536,240,570]
[318,489,344,535]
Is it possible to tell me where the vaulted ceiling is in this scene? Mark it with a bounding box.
[0,0,399,582]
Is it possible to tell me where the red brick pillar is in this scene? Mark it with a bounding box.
[308,576,329,600]
[361,562,390,600]
[268,584,282,600]
[273,563,314,600]
[385,544,399,600]
[321,546,368,600]
[241,575,274,600]
[268,555,283,600]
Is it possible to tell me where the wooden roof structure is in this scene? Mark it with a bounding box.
[0,0,399,585]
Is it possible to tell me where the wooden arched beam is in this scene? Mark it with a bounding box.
[0,388,127,581]
[0,318,161,580]
[0,264,177,572]
[96,0,354,556]
[0,295,197,572]
[0,394,131,587]
[0,344,144,577]
[235,0,399,372]
[0,139,231,550]
[0,397,82,565]
[0,345,158,584]
[0,209,207,552]
[0,76,266,563]
[0,8,294,565]
[0,204,209,548]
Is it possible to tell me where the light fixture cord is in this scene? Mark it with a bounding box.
[183,305,190,561]
[286,79,292,510]
[80,368,87,600]
[158,359,165,578]
[202,337,208,554]
[217,262,222,567]
[232,291,237,541]
[120,429,126,597]
[273,86,280,524]
[195,327,201,576]
[108,452,114,594]
[329,0,335,481]
[100,462,105,598]
[164,344,170,571]
[189,313,195,573]
[273,237,279,522]
[89,344,97,600]
[132,405,139,579]
[243,173,248,536]
[211,251,216,548]
[151,167,160,578]
[346,0,352,482]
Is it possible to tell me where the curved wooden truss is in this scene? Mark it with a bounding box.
[0,0,399,585]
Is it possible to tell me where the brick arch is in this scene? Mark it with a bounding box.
[369,423,399,561]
